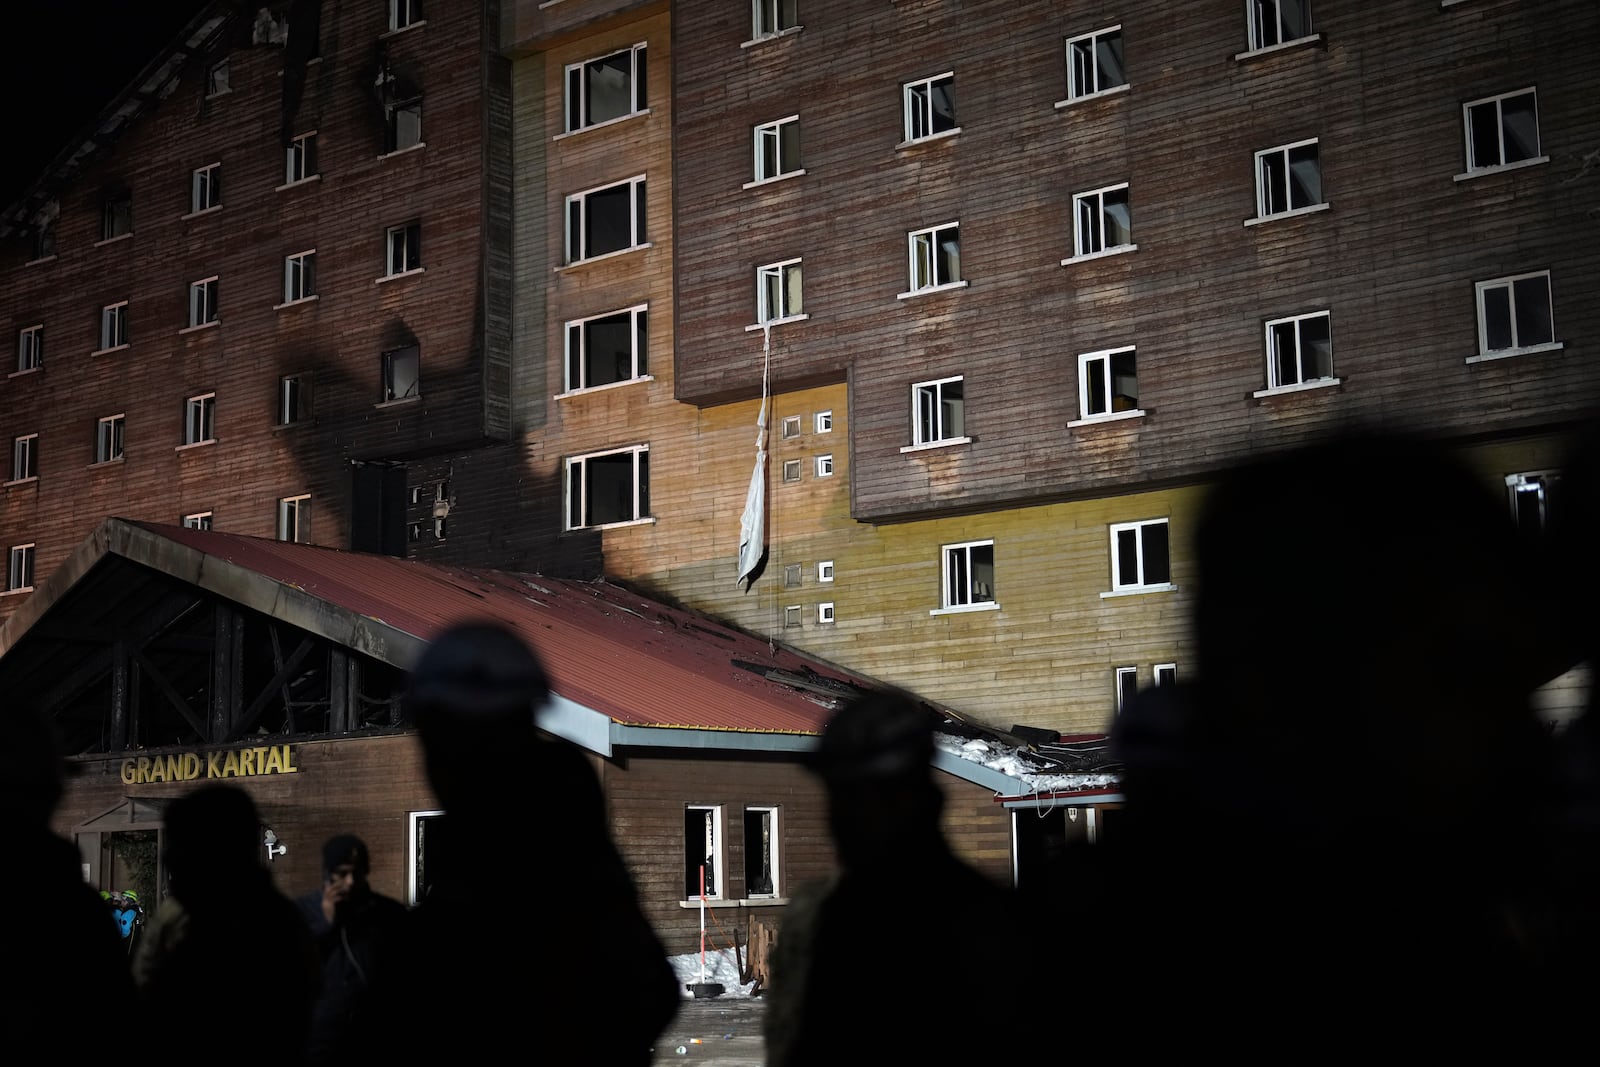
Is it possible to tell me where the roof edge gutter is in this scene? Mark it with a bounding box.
[1000,791,1125,809]
[932,749,1029,794]
[609,723,819,754]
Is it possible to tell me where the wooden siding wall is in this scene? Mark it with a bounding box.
[0,4,492,619]
[670,0,1600,523]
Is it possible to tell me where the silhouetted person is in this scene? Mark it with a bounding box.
[765,689,1038,1067]
[1103,429,1565,1050]
[135,785,320,1065]
[366,621,677,1064]
[4,709,133,1048]
[295,834,406,1067]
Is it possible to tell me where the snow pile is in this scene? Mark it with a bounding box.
[668,945,760,998]
[934,733,1121,796]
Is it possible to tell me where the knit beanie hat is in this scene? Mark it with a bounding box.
[322,833,369,877]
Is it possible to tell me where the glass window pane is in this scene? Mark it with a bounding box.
[586,314,632,387]
[1078,197,1099,254]
[1260,153,1287,214]
[1300,316,1332,379]
[970,544,995,602]
[1087,358,1108,416]
[1469,103,1501,169]
[1512,276,1553,347]
[942,380,964,438]
[780,121,800,173]
[1482,286,1513,351]
[1110,350,1138,410]
[1116,528,1139,586]
[1103,187,1131,248]
[1097,34,1125,89]
[1141,523,1171,584]
[587,51,633,125]
[1287,144,1321,208]
[938,230,960,284]
[1070,39,1094,97]
[1501,93,1539,164]
[785,264,803,315]
[930,81,955,133]
[585,185,631,257]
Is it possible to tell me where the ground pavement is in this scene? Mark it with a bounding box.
[650,994,767,1067]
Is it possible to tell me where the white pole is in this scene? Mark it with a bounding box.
[698,863,708,983]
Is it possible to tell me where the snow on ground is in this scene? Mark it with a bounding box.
[668,946,760,998]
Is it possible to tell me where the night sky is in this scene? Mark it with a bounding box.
[4,2,210,207]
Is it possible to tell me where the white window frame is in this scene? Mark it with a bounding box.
[903,222,964,297]
[95,414,125,464]
[565,444,650,530]
[17,325,42,372]
[742,806,781,899]
[562,304,648,393]
[279,374,310,425]
[1106,518,1174,596]
[1073,346,1142,424]
[1246,0,1314,52]
[564,175,647,264]
[187,277,219,329]
[755,259,805,325]
[284,132,318,186]
[1506,471,1558,533]
[382,345,421,403]
[407,809,445,906]
[190,163,221,215]
[389,0,422,32]
[282,251,317,305]
[686,805,726,901]
[818,560,834,582]
[11,434,38,482]
[1258,311,1338,394]
[1155,663,1177,687]
[750,116,802,185]
[752,0,799,40]
[564,43,647,134]
[1251,138,1325,223]
[7,544,35,593]
[1064,26,1126,103]
[780,415,802,439]
[1070,183,1134,260]
[99,302,129,352]
[814,454,834,478]
[902,72,957,144]
[906,375,968,449]
[1460,88,1544,178]
[1470,270,1560,362]
[814,411,832,434]
[386,223,422,277]
[1115,666,1138,713]
[278,494,311,543]
[817,602,835,624]
[183,511,213,530]
[183,393,216,446]
[206,60,230,97]
[936,539,997,614]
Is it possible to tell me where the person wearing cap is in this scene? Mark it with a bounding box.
[295,833,406,1067]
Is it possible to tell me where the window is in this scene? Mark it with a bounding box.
[566,445,649,529]
[1507,472,1558,535]
[940,540,996,611]
[783,605,801,627]
[1463,89,1540,173]
[903,73,956,143]
[184,393,216,445]
[1475,271,1555,357]
[743,807,779,898]
[434,517,448,540]
[100,303,129,351]
[1115,666,1138,713]
[1248,0,1313,50]
[1072,184,1133,257]
[283,251,317,303]
[815,454,833,477]
[95,415,125,463]
[390,0,422,31]
[1255,139,1323,219]
[1077,347,1140,422]
[818,561,834,582]
[783,564,802,587]
[278,494,311,543]
[285,133,318,184]
[279,374,311,425]
[817,602,835,624]
[685,805,724,900]
[32,221,55,261]
[206,60,230,96]
[191,163,221,214]
[17,326,42,372]
[911,376,966,446]
[1109,519,1172,592]
[753,0,799,38]
[188,278,219,328]
[1066,26,1126,100]
[780,415,802,440]
[1264,312,1333,389]
[102,192,132,241]
[906,223,962,294]
[782,459,802,483]
[753,116,801,182]
[11,434,38,481]
[7,545,34,592]
[564,306,647,391]
[814,411,832,433]
[387,222,422,276]
[183,512,213,530]
[566,177,646,263]
[564,44,647,132]
[385,93,422,153]
[1155,663,1178,687]
[383,346,420,402]
[408,810,445,906]
[756,259,804,324]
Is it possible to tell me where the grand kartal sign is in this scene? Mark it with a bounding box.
[119,745,300,785]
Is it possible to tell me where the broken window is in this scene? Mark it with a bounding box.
[284,251,317,303]
[941,539,996,610]
[1475,270,1554,356]
[1073,183,1132,257]
[7,544,35,592]
[564,305,647,391]
[184,393,216,445]
[912,376,965,446]
[1255,139,1322,218]
[183,512,213,531]
[566,445,649,529]
[383,345,421,402]
[1265,311,1333,389]
[280,374,312,425]
[565,176,646,263]
[907,223,961,293]
[1078,346,1139,420]
[102,191,132,241]
[780,415,801,439]
[17,326,42,372]
[757,259,803,323]
[285,133,318,184]
[278,494,311,543]
[1464,88,1539,172]
[1109,518,1171,592]
[903,72,956,142]
[31,213,56,261]
[684,806,723,900]
[187,278,219,328]
[565,43,647,132]
[191,163,221,213]
[1066,26,1126,99]
[783,605,801,627]
[385,94,422,153]
[1248,0,1312,50]
[95,415,125,464]
[782,459,802,483]
[743,807,779,898]
[386,222,421,275]
[99,303,129,351]
[207,60,230,97]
